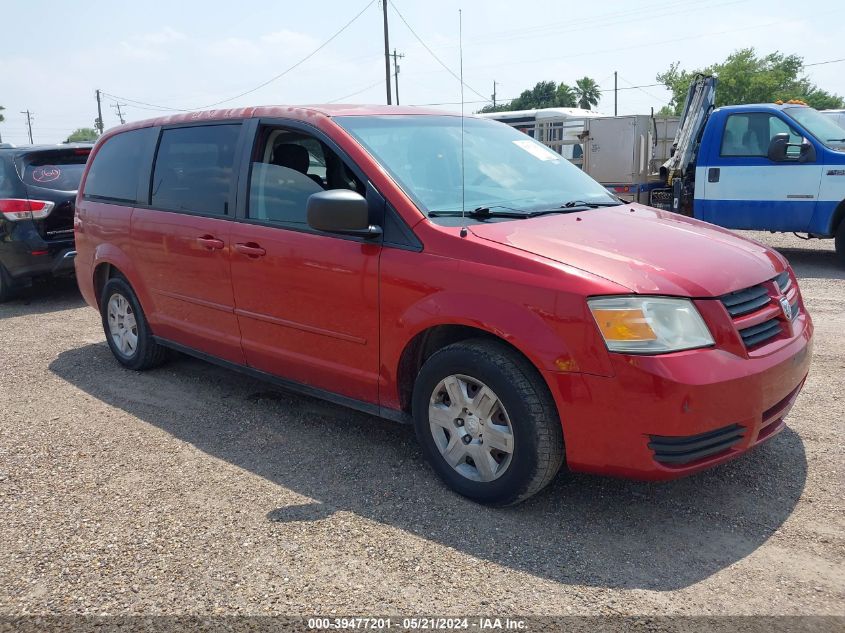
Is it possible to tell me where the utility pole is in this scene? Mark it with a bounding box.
[111,102,127,125]
[614,71,618,116]
[20,110,34,144]
[391,49,405,105]
[95,89,104,135]
[382,1,392,105]
[492,80,497,108]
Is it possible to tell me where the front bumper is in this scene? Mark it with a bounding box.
[544,311,813,480]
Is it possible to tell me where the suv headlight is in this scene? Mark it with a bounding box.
[588,296,714,354]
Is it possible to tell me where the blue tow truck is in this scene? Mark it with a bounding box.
[655,75,845,265]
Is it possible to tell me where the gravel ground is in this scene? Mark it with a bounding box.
[0,231,842,619]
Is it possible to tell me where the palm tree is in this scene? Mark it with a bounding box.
[574,77,601,110]
[555,83,576,107]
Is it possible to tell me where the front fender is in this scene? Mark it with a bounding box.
[380,286,615,411]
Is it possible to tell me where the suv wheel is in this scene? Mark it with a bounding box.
[0,265,12,303]
[412,339,564,506]
[100,276,168,370]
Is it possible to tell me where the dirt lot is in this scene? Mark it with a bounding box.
[0,231,842,619]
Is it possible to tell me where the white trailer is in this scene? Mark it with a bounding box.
[481,108,679,203]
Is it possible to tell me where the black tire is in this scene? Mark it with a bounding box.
[100,276,168,370]
[0,264,16,303]
[836,219,845,268]
[411,338,564,506]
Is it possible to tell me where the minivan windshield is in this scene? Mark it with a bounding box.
[335,115,620,222]
[784,107,845,151]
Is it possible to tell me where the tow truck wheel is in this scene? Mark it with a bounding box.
[836,220,845,268]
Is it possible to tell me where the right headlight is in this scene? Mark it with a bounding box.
[588,296,715,354]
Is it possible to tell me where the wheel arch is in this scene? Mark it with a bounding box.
[90,244,150,310]
[394,323,555,416]
[829,198,845,236]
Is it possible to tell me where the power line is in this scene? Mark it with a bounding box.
[390,1,489,103]
[327,79,385,103]
[103,0,376,113]
[804,57,845,68]
[410,82,668,107]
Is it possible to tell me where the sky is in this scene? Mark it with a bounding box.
[1,0,843,145]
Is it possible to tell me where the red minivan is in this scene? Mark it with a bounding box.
[74,106,813,505]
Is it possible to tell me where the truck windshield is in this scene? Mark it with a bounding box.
[335,115,619,222]
[783,107,845,151]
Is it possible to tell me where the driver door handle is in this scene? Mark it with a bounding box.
[233,242,267,258]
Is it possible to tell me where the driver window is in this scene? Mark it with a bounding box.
[248,128,364,228]
[721,113,803,158]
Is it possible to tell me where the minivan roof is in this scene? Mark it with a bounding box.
[101,104,462,135]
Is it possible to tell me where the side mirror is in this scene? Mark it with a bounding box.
[767,133,789,162]
[798,138,816,163]
[306,190,382,239]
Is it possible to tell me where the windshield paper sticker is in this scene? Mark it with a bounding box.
[512,139,560,161]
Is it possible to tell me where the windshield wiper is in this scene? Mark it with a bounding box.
[428,200,623,220]
[827,138,845,142]
[561,200,623,208]
[428,205,527,219]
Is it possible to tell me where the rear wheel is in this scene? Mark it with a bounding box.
[412,339,564,506]
[835,220,845,268]
[100,276,168,370]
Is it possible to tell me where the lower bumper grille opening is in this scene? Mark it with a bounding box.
[648,424,745,465]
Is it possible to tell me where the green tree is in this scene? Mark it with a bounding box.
[574,77,601,110]
[478,79,590,113]
[0,105,5,123]
[555,83,577,108]
[66,128,99,143]
[657,48,845,115]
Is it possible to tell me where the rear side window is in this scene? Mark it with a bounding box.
[20,150,90,191]
[85,128,155,203]
[151,124,240,216]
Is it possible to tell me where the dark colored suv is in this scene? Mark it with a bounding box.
[0,144,91,301]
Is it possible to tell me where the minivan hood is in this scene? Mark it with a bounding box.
[469,204,785,297]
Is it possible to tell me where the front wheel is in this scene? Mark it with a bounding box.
[412,339,564,506]
[835,220,845,268]
[100,276,168,370]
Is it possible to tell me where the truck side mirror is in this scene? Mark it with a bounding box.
[767,133,789,162]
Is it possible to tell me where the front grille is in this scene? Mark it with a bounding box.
[649,424,745,465]
[720,284,770,317]
[739,318,782,347]
[718,273,799,349]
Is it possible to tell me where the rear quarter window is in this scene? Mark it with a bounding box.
[84,128,156,203]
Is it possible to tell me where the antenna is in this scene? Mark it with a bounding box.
[459,8,467,238]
